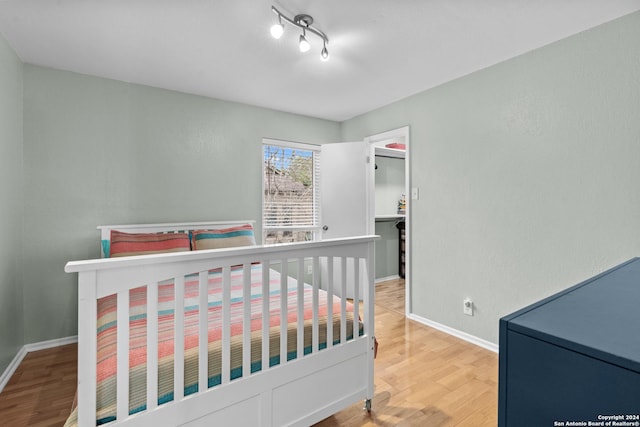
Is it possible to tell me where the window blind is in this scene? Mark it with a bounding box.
[262,140,321,242]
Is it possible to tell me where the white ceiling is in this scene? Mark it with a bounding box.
[1,0,639,121]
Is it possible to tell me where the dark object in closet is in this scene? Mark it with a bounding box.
[498,257,640,426]
[396,220,405,278]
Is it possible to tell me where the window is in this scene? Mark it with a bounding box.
[262,139,321,244]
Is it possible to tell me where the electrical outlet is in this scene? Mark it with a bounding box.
[307,264,313,275]
[463,298,473,316]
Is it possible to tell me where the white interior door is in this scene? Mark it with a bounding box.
[320,141,370,299]
[320,141,369,239]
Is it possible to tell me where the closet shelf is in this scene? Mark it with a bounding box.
[375,146,405,159]
[375,214,405,222]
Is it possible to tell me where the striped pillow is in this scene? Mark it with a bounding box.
[191,224,256,251]
[109,230,191,257]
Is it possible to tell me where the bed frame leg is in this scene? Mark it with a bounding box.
[364,398,372,412]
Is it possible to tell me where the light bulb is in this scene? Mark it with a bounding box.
[270,21,284,39]
[321,45,329,61]
[299,33,310,52]
[270,23,284,39]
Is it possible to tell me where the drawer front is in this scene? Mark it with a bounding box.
[502,330,640,426]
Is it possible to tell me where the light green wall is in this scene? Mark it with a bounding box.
[343,11,640,344]
[0,35,24,373]
[375,156,405,216]
[22,65,340,343]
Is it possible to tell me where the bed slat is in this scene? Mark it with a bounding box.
[280,260,288,364]
[340,257,347,345]
[296,258,304,359]
[353,258,360,340]
[312,256,320,353]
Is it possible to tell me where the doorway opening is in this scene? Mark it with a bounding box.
[365,127,411,316]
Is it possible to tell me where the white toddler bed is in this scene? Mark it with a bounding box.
[64,221,377,426]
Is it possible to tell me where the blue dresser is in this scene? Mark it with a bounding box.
[498,258,640,426]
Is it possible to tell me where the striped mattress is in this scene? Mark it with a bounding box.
[64,263,357,426]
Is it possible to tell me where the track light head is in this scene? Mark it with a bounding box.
[321,44,329,61]
[270,15,284,39]
[299,30,310,53]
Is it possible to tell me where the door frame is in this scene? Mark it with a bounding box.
[364,126,411,315]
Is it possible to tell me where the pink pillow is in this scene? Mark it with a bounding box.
[109,230,190,257]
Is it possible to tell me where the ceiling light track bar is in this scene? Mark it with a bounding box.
[271,5,329,61]
[271,6,329,44]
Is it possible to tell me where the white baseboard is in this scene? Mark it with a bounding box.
[406,313,499,353]
[375,275,401,284]
[0,335,78,394]
[24,335,77,353]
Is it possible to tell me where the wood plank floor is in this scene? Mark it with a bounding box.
[0,344,77,426]
[313,280,498,426]
[0,279,498,426]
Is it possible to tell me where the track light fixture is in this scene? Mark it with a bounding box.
[270,5,329,61]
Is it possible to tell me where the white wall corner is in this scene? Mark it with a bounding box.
[0,346,27,394]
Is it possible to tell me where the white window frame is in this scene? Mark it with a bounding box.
[262,138,321,244]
